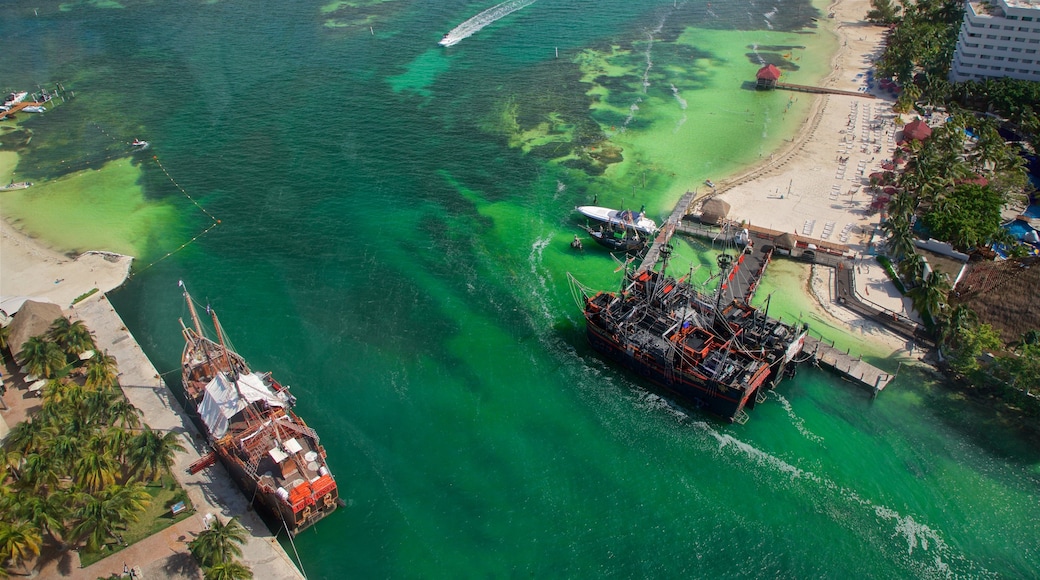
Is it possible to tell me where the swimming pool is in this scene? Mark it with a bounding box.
[1005,219,1035,240]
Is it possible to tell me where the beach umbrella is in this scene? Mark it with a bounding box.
[881,161,895,170]
[902,119,932,141]
[699,198,731,225]
[883,186,898,195]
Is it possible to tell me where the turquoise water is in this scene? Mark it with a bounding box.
[3,0,1040,577]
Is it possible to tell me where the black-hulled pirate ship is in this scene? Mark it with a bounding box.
[179,283,339,534]
[570,242,807,423]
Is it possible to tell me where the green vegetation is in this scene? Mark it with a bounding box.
[875,255,907,294]
[866,0,902,25]
[72,288,100,305]
[189,516,253,579]
[867,1,1040,422]
[0,316,192,575]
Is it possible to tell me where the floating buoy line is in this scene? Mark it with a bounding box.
[130,155,221,277]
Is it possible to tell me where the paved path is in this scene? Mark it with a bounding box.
[52,294,306,580]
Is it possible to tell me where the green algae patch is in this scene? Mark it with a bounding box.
[0,151,18,184]
[1,157,177,257]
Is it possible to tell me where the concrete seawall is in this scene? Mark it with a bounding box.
[68,295,306,580]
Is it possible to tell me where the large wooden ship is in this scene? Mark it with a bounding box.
[573,246,807,423]
[179,283,339,534]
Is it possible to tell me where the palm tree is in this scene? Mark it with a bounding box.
[19,337,67,379]
[0,520,42,576]
[20,453,60,492]
[907,267,952,324]
[41,378,84,407]
[0,324,9,364]
[4,419,57,457]
[48,318,94,358]
[73,449,118,492]
[106,399,141,430]
[189,517,248,568]
[204,561,253,580]
[13,491,68,545]
[85,350,118,389]
[897,252,927,287]
[70,483,150,551]
[881,213,916,260]
[49,432,82,474]
[129,427,186,482]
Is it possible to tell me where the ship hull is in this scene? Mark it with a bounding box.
[585,320,767,421]
[576,264,805,422]
[179,287,339,536]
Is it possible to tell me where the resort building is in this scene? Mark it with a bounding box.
[949,0,1040,83]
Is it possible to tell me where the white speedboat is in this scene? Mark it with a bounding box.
[575,205,658,235]
[3,92,27,106]
[132,139,149,147]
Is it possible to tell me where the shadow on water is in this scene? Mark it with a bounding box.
[900,366,1040,472]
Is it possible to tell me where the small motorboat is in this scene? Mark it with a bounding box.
[581,223,646,254]
[131,139,149,148]
[704,179,716,189]
[574,205,658,235]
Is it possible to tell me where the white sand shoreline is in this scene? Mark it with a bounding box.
[0,219,133,315]
[2,0,922,363]
[709,0,931,362]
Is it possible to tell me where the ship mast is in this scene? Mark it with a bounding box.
[714,253,734,327]
[182,283,205,337]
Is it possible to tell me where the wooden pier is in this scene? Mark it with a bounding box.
[632,191,901,396]
[803,336,894,396]
[637,189,702,274]
[775,82,876,99]
[0,100,44,121]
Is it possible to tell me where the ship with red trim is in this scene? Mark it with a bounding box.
[570,244,807,423]
[179,282,339,534]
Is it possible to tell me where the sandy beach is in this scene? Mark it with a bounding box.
[0,219,133,315]
[710,0,924,358]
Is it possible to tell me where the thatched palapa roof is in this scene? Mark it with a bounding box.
[6,300,64,363]
[700,198,731,225]
[775,233,797,250]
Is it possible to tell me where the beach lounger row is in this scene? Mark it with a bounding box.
[838,223,854,243]
[821,221,835,240]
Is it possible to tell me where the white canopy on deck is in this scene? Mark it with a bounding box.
[197,372,285,438]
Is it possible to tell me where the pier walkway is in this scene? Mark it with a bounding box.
[637,189,702,274]
[775,82,876,99]
[803,336,895,395]
[67,296,306,580]
[634,195,922,395]
[0,100,43,120]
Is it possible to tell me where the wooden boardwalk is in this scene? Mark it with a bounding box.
[637,189,701,273]
[634,194,902,395]
[804,336,895,395]
[0,100,43,120]
[775,82,876,99]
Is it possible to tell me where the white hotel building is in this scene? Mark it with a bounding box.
[949,0,1040,82]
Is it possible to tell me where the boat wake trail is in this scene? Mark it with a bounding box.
[693,423,989,577]
[439,0,538,47]
[771,392,824,443]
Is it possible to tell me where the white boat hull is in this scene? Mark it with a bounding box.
[575,206,657,235]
